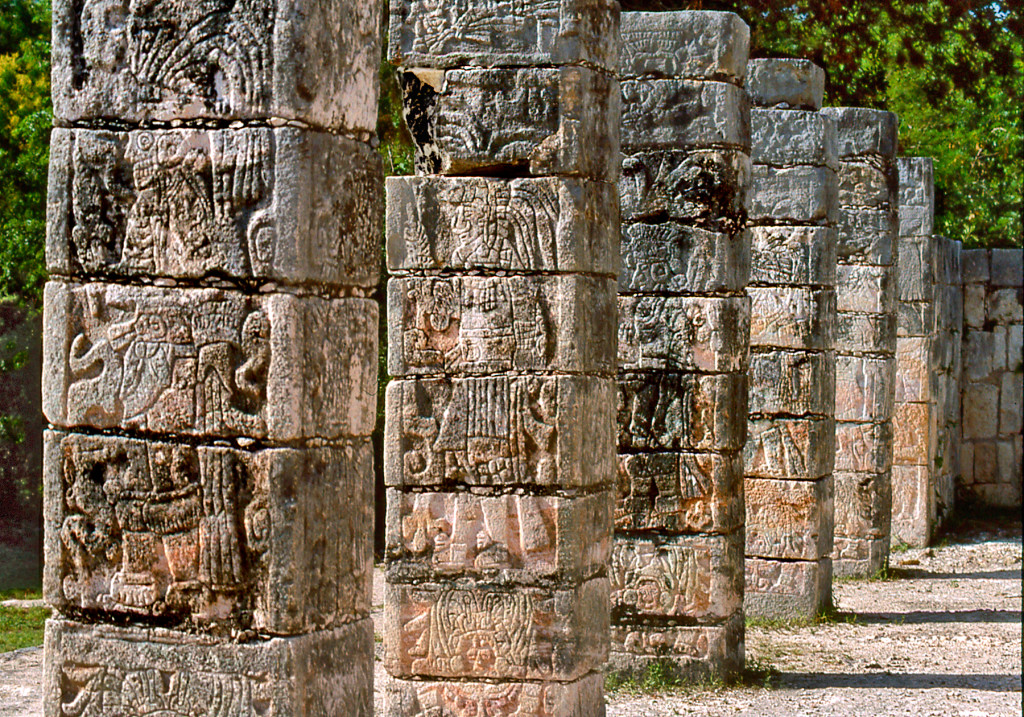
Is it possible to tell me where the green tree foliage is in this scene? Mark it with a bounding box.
[623,0,1023,248]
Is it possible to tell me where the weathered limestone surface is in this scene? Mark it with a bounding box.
[744,59,838,618]
[52,0,381,136]
[960,248,1023,508]
[614,10,750,680]
[821,106,898,578]
[386,4,619,713]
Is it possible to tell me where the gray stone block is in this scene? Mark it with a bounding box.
[44,430,372,634]
[963,284,987,328]
[745,416,835,481]
[621,11,749,82]
[837,311,898,352]
[990,248,1023,287]
[961,249,989,284]
[750,109,838,168]
[43,281,378,441]
[389,0,620,71]
[837,160,897,209]
[837,263,897,315]
[820,107,899,159]
[748,286,835,351]
[385,176,618,275]
[401,66,619,179]
[835,355,896,422]
[385,375,615,490]
[749,164,838,225]
[52,0,380,135]
[897,237,936,302]
[621,80,750,154]
[988,287,1024,324]
[833,470,892,542]
[835,421,894,474]
[746,59,825,110]
[47,128,382,288]
[897,156,935,210]
[895,336,930,403]
[832,535,889,578]
[616,451,743,534]
[618,373,748,452]
[837,207,897,265]
[747,350,835,417]
[611,534,743,622]
[745,476,834,560]
[609,612,743,680]
[388,275,616,377]
[749,225,836,288]
[620,223,750,295]
[44,618,374,717]
[745,556,831,620]
[384,578,609,681]
[618,295,750,373]
[620,149,750,230]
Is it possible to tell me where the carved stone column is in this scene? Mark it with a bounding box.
[742,59,838,620]
[383,2,621,714]
[821,107,899,577]
[613,11,751,680]
[42,2,382,714]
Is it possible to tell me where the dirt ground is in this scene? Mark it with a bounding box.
[2,517,1020,717]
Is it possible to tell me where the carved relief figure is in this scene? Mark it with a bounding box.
[408,0,560,57]
[610,543,709,618]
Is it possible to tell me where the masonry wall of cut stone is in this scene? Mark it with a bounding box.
[822,107,899,578]
[743,59,838,619]
[960,248,1023,508]
[613,10,750,679]
[383,2,621,714]
[892,158,963,546]
[42,1,382,714]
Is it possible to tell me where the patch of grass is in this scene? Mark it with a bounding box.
[741,656,778,689]
[0,598,49,652]
[606,659,686,695]
[890,540,912,554]
[746,602,858,630]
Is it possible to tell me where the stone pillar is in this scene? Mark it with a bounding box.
[932,234,963,527]
[821,107,899,577]
[743,60,838,619]
[383,2,621,714]
[960,248,1023,508]
[613,11,750,679]
[42,3,381,714]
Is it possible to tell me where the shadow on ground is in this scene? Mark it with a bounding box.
[779,672,1023,692]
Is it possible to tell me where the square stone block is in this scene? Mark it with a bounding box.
[401,66,619,180]
[961,249,989,284]
[836,160,896,209]
[820,108,898,159]
[1008,323,1023,371]
[44,618,374,717]
[835,355,895,423]
[745,417,835,481]
[610,533,742,622]
[832,536,889,578]
[987,287,1023,324]
[891,463,932,548]
[385,176,617,276]
[384,578,609,681]
[749,165,838,225]
[963,284,987,328]
[838,312,897,354]
[608,612,743,680]
[748,225,836,288]
[895,301,932,339]
[619,372,747,452]
[48,128,382,288]
[744,557,831,620]
[620,80,750,154]
[897,157,934,211]
[388,275,615,377]
[616,451,742,534]
[620,149,750,230]
[751,110,837,171]
[897,237,936,302]
[899,205,934,238]
[836,263,896,316]
[745,476,833,560]
[52,0,380,134]
[989,248,1023,287]
[43,282,377,441]
[836,208,897,265]
[895,336,930,403]
[621,11,749,82]
[1001,372,1023,436]
[385,489,610,584]
[384,672,605,717]
[747,350,835,417]
[970,440,999,486]
[389,0,620,71]
[385,375,615,490]
[618,295,750,373]
[43,431,371,634]
[835,421,894,474]
[963,331,994,381]
[748,286,835,351]
[962,382,1000,440]
[747,59,825,110]
[892,402,930,466]
[833,470,892,542]
[620,223,750,295]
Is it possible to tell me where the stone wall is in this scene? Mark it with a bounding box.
[744,59,838,619]
[613,10,750,679]
[383,1,621,713]
[960,248,1023,508]
[822,107,899,577]
[42,1,382,714]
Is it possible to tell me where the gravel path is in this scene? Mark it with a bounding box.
[3,519,1020,717]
